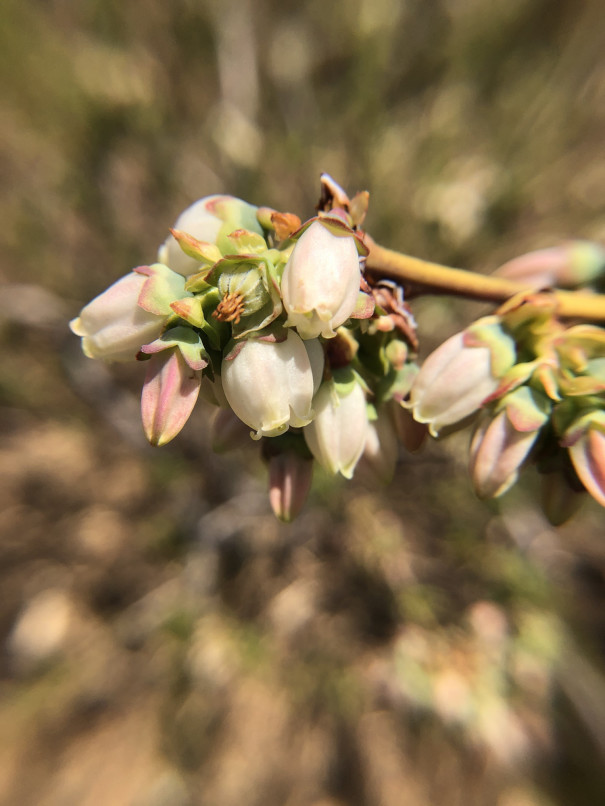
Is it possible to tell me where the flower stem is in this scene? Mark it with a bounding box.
[365,238,605,322]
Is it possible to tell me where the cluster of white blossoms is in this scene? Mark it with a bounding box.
[71,175,605,522]
[71,176,422,520]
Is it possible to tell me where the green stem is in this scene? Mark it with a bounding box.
[365,239,605,323]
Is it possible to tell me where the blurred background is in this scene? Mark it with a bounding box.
[1,1,605,804]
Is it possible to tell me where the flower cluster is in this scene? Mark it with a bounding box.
[409,292,605,521]
[70,175,605,523]
[71,177,421,520]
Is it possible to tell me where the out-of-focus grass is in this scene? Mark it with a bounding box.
[0,1,605,805]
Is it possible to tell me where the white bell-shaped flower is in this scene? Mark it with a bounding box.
[70,272,167,362]
[221,331,315,438]
[304,378,368,478]
[281,220,361,340]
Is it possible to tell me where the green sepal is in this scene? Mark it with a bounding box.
[561,408,605,447]
[587,357,605,382]
[557,370,605,397]
[331,367,367,399]
[256,206,279,232]
[170,296,206,328]
[255,320,289,343]
[534,363,562,401]
[134,263,188,316]
[356,330,390,377]
[215,202,264,255]
[140,326,209,371]
[169,229,222,265]
[563,324,605,349]
[366,401,378,422]
[185,269,215,294]
[375,362,419,406]
[287,214,369,257]
[222,228,268,255]
[556,325,605,376]
[551,397,603,439]
[463,316,517,377]
[495,386,551,432]
[221,321,289,363]
[222,338,246,363]
[498,292,558,335]
[198,287,230,351]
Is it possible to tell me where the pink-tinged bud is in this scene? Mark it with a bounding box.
[494,242,605,289]
[281,219,362,340]
[469,387,549,498]
[268,451,313,522]
[409,330,505,436]
[158,195,263,277]
[304,379,368,478]
[221,331,315,438]
[469,411,537,498]
[565,414,605,508]
[141,350,201,446]
[70,271,178,362]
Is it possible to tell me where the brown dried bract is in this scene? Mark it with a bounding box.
[271,212,302,241]
[368,279,419,350]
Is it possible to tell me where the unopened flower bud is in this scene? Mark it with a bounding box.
[304,376,368,478]
[409,321,516,436]
[268,450,313,522]
[281,219,362,340]
[564,411,605,507]
[221,330,315,438]
[159,195,263,276]
[469,387,550,498]
[141,350,201,446]
[70,266,185,362]
[495,242,605,289]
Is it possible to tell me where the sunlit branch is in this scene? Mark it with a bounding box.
[365,238,605,322]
